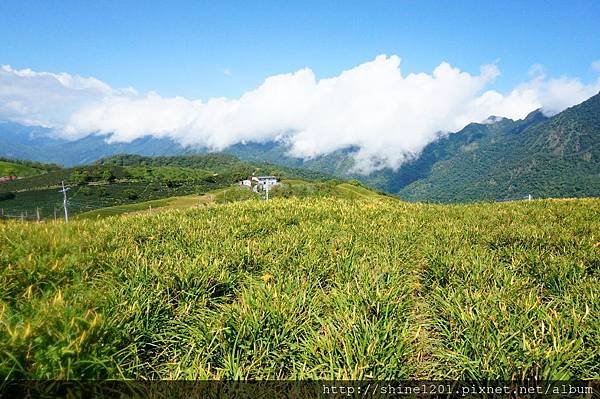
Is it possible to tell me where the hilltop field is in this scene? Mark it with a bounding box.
[1,193,598,380]
[0,158,61,178]
[0,154,330,220]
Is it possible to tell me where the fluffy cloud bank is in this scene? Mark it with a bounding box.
[1,56,599,172]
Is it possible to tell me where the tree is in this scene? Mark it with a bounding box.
[70,170,92,186]
[102,169,116,183]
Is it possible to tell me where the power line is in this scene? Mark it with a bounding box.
[59,181,70,222]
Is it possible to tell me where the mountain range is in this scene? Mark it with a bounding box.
[1,91,598,202]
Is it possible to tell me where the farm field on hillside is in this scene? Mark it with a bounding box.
[75,180,385,219]
[0,197,599,380]
[0,182,213,220]
[0,161,40,178]
[0,159,61,179]
[0,154,333,221]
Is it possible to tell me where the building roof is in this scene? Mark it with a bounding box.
[256,176,277,180]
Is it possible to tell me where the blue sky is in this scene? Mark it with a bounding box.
[1,0,599,99]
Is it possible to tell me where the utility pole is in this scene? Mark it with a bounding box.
[54,207,57,221]
[528,194,532,201]
[36,207,40,222]
[60,181,70,222]
[265,183,269,201]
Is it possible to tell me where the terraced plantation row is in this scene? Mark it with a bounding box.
[1,197,599,379]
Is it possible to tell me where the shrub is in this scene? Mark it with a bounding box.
[0,192,15,201]
[124,189,139,200]
[102,170,116,183]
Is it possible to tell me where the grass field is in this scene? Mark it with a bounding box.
[0,161,43,178]
[76,197,176,219]
[76,187,260,219]
[1,196,599,380]
[75,181,381,220]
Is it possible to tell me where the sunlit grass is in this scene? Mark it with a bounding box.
[1,197,598,379]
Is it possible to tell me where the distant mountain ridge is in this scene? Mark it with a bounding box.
[0,121,190,166]
[397,93,600,201]
[0,92,598,201]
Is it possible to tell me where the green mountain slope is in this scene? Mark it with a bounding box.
[399,92,600,202]
[0,160,44,178]
[218,112,551,197]
[96,153,330,181]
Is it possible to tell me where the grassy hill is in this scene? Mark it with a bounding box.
[0,154,331,220]
[0,158,61,178]
[74,179,388,219]
[1,196,598,380]
[0,161,39,178]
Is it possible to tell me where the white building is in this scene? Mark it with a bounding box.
[251,176,279,192]
[239,176,279,192]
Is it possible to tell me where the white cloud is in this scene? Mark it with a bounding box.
[507,65,600,116]
[0,64,123,129]
[592,60,600,73]
[1,56,599,172]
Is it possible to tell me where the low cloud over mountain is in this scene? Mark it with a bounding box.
[1,56,599,172]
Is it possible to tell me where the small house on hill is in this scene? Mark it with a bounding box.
[253,176,278,190]
[239,175,279,192]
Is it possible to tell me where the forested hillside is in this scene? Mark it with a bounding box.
[399,93,600,201]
